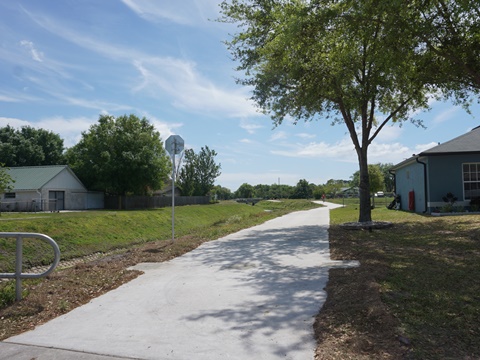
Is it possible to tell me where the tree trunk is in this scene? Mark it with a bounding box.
[357,148,372,223]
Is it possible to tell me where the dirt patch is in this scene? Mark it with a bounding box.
[314,225,410,360]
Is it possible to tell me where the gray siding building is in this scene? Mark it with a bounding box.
[391,126,480,213]
[2,165,103,211]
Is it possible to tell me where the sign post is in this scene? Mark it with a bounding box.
[165,135,184,242]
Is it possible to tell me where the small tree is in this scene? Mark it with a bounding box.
[235,183,254,198]
[210,185,233,200]
[177,149,197,196]
[0,164,14,216]
[290,179,313,199]
[177,146,221,196]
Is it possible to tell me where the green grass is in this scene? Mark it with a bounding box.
[0,200,320,272]
[329,206,480,359]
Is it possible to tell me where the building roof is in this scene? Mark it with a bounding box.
[6,165,83,191]
[391,126,480,171]
[420,125,480,155]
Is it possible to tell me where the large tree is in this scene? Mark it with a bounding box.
[66,114,170,195]
[220,0,432,222]
[0,125,64,167]
[177,146,221,196]
[402,0,480,95]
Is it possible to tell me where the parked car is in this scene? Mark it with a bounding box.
[375,191,385,197]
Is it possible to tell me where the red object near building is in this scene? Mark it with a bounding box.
[408,191,415,211]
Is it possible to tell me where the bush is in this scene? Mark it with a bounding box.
[470,197,480,212]
[0,282,17,308]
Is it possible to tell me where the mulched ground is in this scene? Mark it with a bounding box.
[314,224,410,360]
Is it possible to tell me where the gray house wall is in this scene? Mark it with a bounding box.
[427,154,479,210]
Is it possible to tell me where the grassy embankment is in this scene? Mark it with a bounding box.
[0,199,320,273]
[317,203,480,359]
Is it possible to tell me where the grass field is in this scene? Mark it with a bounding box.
[316,204,480,359]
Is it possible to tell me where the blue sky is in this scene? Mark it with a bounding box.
[1,1,479,192]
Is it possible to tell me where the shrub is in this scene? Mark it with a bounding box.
[0,282,17,308]
[470,197,480,212]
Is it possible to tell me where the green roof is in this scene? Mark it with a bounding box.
[6,165,82,191]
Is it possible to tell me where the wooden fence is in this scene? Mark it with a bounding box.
[104,195,210,210]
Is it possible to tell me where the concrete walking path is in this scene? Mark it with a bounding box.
[1,202,357,360]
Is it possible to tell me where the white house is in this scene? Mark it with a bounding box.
[2,165,103,211]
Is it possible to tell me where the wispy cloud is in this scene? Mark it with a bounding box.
[270,131,288,141]
[20,40,43,62]
[0,94,21,102]
[121,0,220,26]
[21,8,256,118]
[240,119,264,134]
[296,133,316,139]
[433,106,459,124]
[132,58,257,117]
[271,136,434,166]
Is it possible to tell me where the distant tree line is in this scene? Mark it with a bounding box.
[214,163,394,201]
[0,114,221,197]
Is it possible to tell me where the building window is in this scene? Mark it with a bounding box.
[463,163,480,200]
[4,192,15,199]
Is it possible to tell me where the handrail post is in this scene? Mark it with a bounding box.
[15,235,23,301]
[0,232,61,302]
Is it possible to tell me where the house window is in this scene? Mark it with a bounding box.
[4,192,15,199]
[463,163,480,200]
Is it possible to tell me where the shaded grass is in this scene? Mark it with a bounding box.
[315,206,480,359]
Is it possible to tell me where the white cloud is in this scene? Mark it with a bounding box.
[239,119,264,134]
[413,142,438,154]
[269,135,439,167]
[272,138,356,161]
[270,131,288,141]
[139,112,182,141]
[20,40,43,62]
[296,133,316,139]
[121,0,220,26]
[0,117,31,128]
[133,58,257,117]
[374,125,403,142]
[433,106,459,124]
[0,94,21,102]
[61,96,132,113]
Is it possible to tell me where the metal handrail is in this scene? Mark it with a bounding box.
[0,232,61,301]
